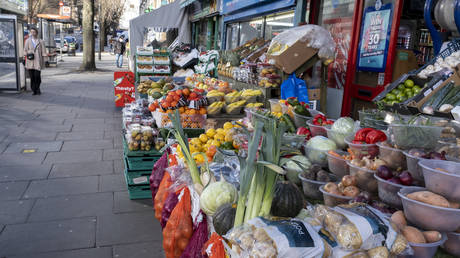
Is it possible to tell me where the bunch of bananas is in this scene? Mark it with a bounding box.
[207,101,225,115]
[246,103,264,108]
[225,91,242,104]
[207,90,225,97]
[226,100,246,114]
[241,89,262,97]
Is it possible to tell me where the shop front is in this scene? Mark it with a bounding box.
[221,0,301,50]
[0,1,27,91]
[185,0,221,50]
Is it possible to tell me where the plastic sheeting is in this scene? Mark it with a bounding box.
[129,0,191,58]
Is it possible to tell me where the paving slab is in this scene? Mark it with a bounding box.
[23,124,73,133]
[114,135,123,148]
[0,217,96,256]
[0,181,29,201]
[63,118,104,125]
[0,152,46,166]
[0,164,51,182]
[70,123,108,132]
[113,191,153,213]
[0,199,35,225]
[61,139,113,151]
[100,174,127,192]
[56,131,104,141]
[9,247,112,258]
[113,159,125,174]
[103,148,123,161]
[113,241,164,258]
[43,150,102,164]
[4,131,58,143]
[103,129,121,139]
[28,192,113,222]
[96,212,162,246]
[49,161,113,178]
[24,176,99,198]
[0,141,8,153]
[3,141,63,153]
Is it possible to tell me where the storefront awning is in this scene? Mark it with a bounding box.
[37,14,72,23]
[180,0,197,8]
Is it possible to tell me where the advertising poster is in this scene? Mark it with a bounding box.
[113,71,135,107]
[357,3,393,72]
[0,19,16,60]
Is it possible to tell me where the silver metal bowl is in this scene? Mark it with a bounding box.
[419,159,460,202]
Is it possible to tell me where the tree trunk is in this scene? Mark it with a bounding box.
[80,0,96,71]
[99,22,105,60]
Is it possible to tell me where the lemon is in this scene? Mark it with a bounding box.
[223,122,233,130]
[206,128,216,138]
[225,133,233,142]
[194,153,205,164]
[190,138,201,146]
[211,140,221,147]
[216,128,225,135]
[214,134,225,142]
[199,134,208,143]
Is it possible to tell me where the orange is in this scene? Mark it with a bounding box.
[183,88,190,96]
[170,101,178,108]
[166,95,173,102]
[176,89,183,96]
[179,107,185,113]
[199,107,207,115]
[162,102,170,109]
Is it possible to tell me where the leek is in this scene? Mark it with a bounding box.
[168,110,202,186]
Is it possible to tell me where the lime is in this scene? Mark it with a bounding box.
[413,86,422,94]
[397,84,406,90]
[386,93,396,100]
[404,88,413,95]
[396,93,407,102]
[391,89,401,95]
[404,79,414,88]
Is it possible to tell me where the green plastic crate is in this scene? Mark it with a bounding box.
[124,169,151,185]
[125,155,160,171]
[122,137,163,157]
[127,185,152,199]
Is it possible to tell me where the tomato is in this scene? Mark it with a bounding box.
[365,130,387,144]
[354,128,374,142]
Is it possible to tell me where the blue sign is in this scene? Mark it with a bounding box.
[357,3,393,72]
[223,0,295,22]
[223,0,275,14]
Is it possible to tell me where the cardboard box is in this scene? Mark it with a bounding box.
[308,88,320,100]
[267,40,318,74]
[392,50,418,81]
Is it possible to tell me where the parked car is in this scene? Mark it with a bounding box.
[64,36,79,50]
[55,38,69,53]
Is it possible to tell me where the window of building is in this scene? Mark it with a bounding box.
[240,17,264,45]
[264,12,295,40]
[226,23,239,50]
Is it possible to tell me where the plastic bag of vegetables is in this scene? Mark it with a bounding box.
[163,187,193,258]
[312,203,412,255]
[150,152,169,199]
[203,233,226,258]
[161,190,179,228]
[328,117,355,149]
[305,136,337,165]
[154,172,172,221]
[180,211,208,258]
[200,179,238,216]
[225,217,325,258]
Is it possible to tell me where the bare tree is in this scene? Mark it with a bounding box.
[97,0,125,56]
[80,0,96,71]
[27,0,52,24]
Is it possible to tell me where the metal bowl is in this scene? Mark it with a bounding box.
[442,231,460,257]
[347,161,378,194]
[398,187,460,231]
[376,142,406,170]
[319,184,353,207]
[326,150,349,178]
[298,173,336,200]
[403,151,426,183]
[344,135,379,159]
[374,173,405,209]
[419,159,460,202]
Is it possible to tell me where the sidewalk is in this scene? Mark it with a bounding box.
[0,53,163,258]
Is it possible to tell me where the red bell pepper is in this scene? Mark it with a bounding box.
[365,130,387,144]
[313,114,327,125]
[354,128,374,142]
[296,127,312,140]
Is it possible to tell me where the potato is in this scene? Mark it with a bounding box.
[423,231,442,243]
[342,175,357,187]
[406,191,450,208]
[390,211,407,230]
[343,186,360,197]
[390,234,408,255]
[367,246,389,258]
[337,224,363,250]
[402,226,426,243]
[449,201,460,209]
[345,251,369,258]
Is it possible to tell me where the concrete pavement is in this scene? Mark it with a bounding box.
[0,53,164,258]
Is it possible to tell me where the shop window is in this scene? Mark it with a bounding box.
[240,17,264,45]
[197,21,208,50]
[264,12,294,40]
[226,23,239,50]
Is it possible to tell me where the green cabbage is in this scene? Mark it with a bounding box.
[305,136,337,164]
[200,180,238,216]
[331,117,355,134]
[284,155,311,184]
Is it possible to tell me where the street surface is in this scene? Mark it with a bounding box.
[0,53,164,258]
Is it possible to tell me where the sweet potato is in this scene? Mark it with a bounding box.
[406,191,450,208]
[402,226,426,244]
[423,231,442,243]
[391,211,407,230]
[449,201,460,209]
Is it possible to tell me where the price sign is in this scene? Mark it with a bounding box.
[357,3,393,72]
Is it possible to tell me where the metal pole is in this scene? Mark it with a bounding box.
[59,23,64,61]
[98,0,101,60]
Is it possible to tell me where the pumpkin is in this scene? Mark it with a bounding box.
[270,181,304,218]
[212,203,236,236]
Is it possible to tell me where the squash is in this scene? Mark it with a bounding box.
[212,203,236,236]
[270,181,304,218]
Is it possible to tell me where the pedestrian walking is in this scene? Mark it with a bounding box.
[23,27,47,95]
[114,35,126,68]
